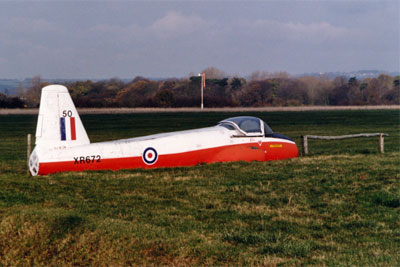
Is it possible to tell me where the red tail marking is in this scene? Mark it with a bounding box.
[70,117,76,140]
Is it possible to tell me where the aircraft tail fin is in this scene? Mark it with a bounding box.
[35,85,90,148]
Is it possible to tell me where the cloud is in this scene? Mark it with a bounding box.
[0,3,397,78]
[150,11,210,39]
[285,21,348,40]
[89,11,210,41]
[8,17,57,33]
[90,23,140,36]
[0,16,61,54]
[89,23,142,46]
[240,19,349,44]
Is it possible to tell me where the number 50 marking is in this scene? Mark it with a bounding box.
[62,110,73,117]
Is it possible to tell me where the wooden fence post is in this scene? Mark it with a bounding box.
[302,135,308,156]
[301,133,387,156]
[27,133,32,174]
[379,133,384,153]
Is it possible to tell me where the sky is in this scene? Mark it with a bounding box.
[0,0,399,79]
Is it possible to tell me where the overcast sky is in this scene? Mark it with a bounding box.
[0,1,398,79]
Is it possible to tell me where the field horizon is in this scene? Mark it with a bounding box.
[0,110,399,265]
[0,105,399,115]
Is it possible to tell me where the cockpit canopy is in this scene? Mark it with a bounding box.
[218,116,273,137]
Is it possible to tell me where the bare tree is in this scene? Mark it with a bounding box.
[24,76,49,107]
[201,67,227,79]
[248,71,269,82]
[268,71,291,79]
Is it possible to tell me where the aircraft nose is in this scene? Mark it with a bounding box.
[267,132,294,142]
[291,142,299,158]
[282,141,299,159]
[281,137,299,158]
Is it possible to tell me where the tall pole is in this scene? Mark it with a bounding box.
[201,77,203,109]
[302,135,308,156]
[199,73,205,109]
[27,133,31,174]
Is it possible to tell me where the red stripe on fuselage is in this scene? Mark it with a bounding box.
[37,141,298,175]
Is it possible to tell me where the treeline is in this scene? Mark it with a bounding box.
[3,68,399,108]
[0,92,25,108]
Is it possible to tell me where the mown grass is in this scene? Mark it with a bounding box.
[0,110,399,265]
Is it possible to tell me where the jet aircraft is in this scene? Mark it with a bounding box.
[29,85,298,176]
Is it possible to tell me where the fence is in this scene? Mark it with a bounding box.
[301,133,388,156]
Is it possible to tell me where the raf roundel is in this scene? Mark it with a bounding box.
[142,147,158,165]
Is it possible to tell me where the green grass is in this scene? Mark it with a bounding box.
[0,110,399,265]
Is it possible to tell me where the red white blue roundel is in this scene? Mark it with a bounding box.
[142,147,158,165]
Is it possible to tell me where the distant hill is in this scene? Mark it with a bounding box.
[0,79,21,95]
[1,70,399,95]
[0,78,93,95]
[298,70,400,79]
[0,78,137,95]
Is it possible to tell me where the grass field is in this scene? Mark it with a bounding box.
[0,110,399,265]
